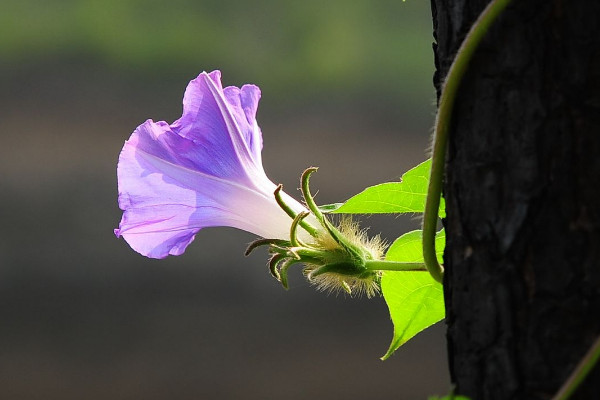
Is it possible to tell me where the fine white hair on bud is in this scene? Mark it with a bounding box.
[247,167,389,298]
[304,216,386,298]
[327,216,386,260]
[303,265,382,298]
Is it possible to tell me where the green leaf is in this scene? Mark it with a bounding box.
[428,396,471,400]
[380,229,446,360]
[332,159,446,217]
[380,272,444,360]
[386,229,445,264]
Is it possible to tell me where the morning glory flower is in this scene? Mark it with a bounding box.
[115,70,313,259]
[115,70,389,297]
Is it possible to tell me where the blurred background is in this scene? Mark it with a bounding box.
[0,0,448,399]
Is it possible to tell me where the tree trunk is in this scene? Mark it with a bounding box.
[431,0,600,398]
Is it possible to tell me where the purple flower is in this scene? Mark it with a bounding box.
[115,71,310,259]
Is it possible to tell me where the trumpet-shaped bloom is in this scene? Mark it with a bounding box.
[115,70,310,258]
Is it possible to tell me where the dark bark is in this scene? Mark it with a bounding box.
[431,0,600,399]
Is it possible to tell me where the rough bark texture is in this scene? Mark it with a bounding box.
[431,0,600,399]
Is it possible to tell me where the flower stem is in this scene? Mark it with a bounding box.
[552,335,600,400]
[364,260,427,272]
[423,0,513,284]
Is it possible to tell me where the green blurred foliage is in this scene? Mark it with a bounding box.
[0,0,433,101]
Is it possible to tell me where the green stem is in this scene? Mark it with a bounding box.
[364,260,427,272]
[552,335,600,400]
[423,0,513,283]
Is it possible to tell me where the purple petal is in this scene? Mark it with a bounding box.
[223,83,263,163]
[171,71,264,183]
[115,119,303,258]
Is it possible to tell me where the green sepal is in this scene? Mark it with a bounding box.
[245,238,291,256]
[279,259,300,290]
[308,261,371,279]
[268,253,285,281]
[301,168,366,261]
